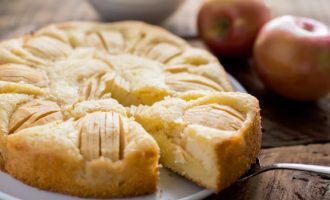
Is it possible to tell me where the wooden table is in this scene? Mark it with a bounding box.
[0,0,329,199]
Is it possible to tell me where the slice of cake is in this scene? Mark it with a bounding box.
[129,91,261,191]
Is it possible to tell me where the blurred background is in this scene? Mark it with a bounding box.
[1,0,330,39]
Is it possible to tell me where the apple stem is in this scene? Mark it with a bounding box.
[216,18,231,38]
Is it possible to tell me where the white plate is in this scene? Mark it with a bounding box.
[0,74,246,200]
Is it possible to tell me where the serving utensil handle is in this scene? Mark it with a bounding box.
[265,163,330,176]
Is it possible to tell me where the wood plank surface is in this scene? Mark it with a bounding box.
[210,143,330,200]
[0,0,329,199]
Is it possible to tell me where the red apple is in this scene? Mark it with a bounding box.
[197,0,271,57]
[254,15,330,101]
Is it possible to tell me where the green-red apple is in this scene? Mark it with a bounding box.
[254,15,330,100]
[198,0,270,57]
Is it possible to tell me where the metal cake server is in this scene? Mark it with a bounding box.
[238,158,330,182]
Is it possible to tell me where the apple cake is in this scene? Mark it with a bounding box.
[0,21,261,198]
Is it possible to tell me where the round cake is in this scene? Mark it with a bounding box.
[0,21,261,198]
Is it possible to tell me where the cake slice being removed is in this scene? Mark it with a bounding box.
[129,91,261,192]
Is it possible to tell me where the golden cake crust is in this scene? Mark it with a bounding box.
[6,120,159,198]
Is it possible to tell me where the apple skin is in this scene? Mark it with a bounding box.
[254,15,330,101]
[198,0,271,57]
